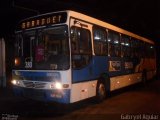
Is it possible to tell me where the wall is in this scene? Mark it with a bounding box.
[0,38,6,87]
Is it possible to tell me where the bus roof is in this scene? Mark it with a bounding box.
[17,10,154,44]
[67,10,154,44]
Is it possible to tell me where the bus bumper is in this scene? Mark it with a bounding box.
[13,86,70,104]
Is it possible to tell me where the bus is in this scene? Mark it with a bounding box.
[12,10,156,104]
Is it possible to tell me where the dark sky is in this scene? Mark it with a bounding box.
[1,0,160,41]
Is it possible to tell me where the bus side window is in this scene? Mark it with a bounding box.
[139,41,145,58]
[149,45,155,58]
[108,31,120,57]
[130,38,135,58]
[145,43,154,58]
[93,26,107,55]
[131,39,140,60]
[15,34,23,57]
[70,27,79,54]
[136,40,144,59]
[121,35,130,58]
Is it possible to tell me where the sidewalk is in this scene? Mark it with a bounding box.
[0,86,27,115]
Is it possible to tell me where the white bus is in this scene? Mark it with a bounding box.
[12,10,156,103]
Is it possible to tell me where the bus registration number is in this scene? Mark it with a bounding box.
[25,62,32,68]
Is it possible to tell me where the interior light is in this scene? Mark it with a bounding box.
[108,39,111,42]
[94,36,101,40]
[114,41,119,44]
[121,42,125,45]
[125,43,129,46]
[78,32,80,36]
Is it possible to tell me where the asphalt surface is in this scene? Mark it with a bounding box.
[0,79,160,120]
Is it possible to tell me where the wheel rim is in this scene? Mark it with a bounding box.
[98,83,106,99]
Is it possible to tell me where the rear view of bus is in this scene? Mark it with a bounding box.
[12,11,72,103]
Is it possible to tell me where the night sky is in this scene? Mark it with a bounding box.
[1,0,160,41]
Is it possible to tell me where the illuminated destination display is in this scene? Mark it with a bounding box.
[19,12,67,30]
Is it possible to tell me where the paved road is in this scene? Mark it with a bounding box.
[0,79,160,120]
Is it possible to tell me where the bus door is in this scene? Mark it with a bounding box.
[70,18,93,83]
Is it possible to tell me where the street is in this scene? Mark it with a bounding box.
[0,79,160,120]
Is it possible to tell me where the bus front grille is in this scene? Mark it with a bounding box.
[23,81,47,89]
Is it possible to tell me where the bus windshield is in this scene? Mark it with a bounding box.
[15,25,70,70]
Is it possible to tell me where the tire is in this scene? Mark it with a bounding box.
[96,81,106,103]
[142,70,147,85]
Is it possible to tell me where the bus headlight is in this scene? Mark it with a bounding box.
[50,82,62,89]
[55,82,62,89]
[11,80,20,85]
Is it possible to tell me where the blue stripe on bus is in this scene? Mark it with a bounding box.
[13,71,55,77]
[72,56,136,83]
[12,71,60,82]
[72,56,108,83]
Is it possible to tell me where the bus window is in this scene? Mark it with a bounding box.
[35,26,70,70]
[35,31,44,62]
[150,45,155,58]
[93,26,107,55]
[71,26,92,69]
[121,35,130,58]
[145,43,155,58]
[131,39,137,58]
[23,31,35,60]
[108,31,120,57]
[139,41,145,58]
[15,34,23,57]
[131,38,142,59]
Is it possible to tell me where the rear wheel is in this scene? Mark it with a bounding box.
[96,81,106,102]
[142,70,147,85]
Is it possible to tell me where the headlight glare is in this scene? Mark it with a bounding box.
[55,82,62,89]
[12,80,17,85]
[11,80,20,85]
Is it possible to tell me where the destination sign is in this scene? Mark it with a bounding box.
[19,12,67,30]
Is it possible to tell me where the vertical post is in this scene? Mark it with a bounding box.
[0,38,6,88]
[0,38,2,87]
[157,40,160,80]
